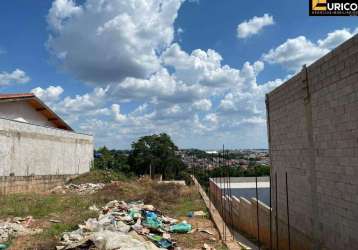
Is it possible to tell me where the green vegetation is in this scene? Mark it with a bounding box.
[94,133,187,180]
[69,169,130,184]
[1,177,226,250]
[94,147,131,173]
[92,133,269,189]
[128,133,186,179]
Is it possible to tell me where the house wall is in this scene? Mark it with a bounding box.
[0,117,93,192]
[267,35,358,250]
[0,100,56,128]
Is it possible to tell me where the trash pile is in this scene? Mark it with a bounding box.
[51,183,106,195]
[57,200,193,250]
[0,216,42,243]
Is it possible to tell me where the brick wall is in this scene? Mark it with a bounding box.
[267,35,358,250]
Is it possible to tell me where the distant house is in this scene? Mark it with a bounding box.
[0,93,93,194]
[205,150,218,154]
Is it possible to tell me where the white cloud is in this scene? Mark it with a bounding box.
[47,0,184,84]
[47,0,82,31]
[46,3,358,149]
[110,68,177,100]
[0,69,30,86]
[111,104,126,122]
[219,62,283,117]
[192,99,212,111]
[162,43,241,87]
[317,28,353,49]
[56,87,107,114]
[237,14,274,39]
[204,113,218,124]
[31,85,64,103]
[262,28,356,72]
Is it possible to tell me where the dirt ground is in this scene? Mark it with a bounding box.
[0,175,228,250]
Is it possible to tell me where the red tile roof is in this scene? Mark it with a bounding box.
[0,93,35,100]
[0,93,73,131]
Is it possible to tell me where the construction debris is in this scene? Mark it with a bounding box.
[202,243,216,250]
[198,228,214,235]
[57,200,193,249]
[188,210,207,218]
[0,219,42,243]
[193,211,207,217]
[50,183,105,195]
[49,219,61,223]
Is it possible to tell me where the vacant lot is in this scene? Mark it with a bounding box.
[0,172,227,250]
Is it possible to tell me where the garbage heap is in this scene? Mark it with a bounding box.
[57,200,193,250]
[0,217,42,243]
[51,183,106,195]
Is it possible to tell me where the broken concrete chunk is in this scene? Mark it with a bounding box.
[193,211,207,217]
[0,221,42,243]
[50,183,105,195]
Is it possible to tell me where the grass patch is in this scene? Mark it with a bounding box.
[68,169,130,184]
[0,193,95,219]
[40,223,76,239]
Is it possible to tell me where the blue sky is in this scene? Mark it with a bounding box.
[0,0,357,149]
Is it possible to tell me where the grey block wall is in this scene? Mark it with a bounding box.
[267,35,358,250]
[0,117,93,177]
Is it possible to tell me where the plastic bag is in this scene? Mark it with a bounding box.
[169,222,192,233]
[147,233,173,249]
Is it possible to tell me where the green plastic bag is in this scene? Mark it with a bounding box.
[128,208,141,219]
[147,234,173,249]
[169,222,192,233]
[0,243,9,250]
[143,217,162,229]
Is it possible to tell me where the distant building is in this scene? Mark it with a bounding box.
[205,150,218,154]
[0,93,93,194]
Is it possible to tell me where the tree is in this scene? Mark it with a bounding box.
[94,147,130,172]
[128,133,185,179]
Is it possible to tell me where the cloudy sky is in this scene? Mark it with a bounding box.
[0,0,357,149]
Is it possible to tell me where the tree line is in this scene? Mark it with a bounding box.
[94,133,187,180]
[93,133,270,184]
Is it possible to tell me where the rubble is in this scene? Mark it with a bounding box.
[202,243,216,250]
[57,200,193,249]
[50,183,105,195]
[0,219,42,243]
[187,210,207,218]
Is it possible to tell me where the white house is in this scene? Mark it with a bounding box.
[0,93,93,181]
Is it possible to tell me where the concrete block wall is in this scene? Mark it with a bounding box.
[0,175,76,195]
[0,117,93,177]
[267,34,358,250]
[209,180,312,250]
